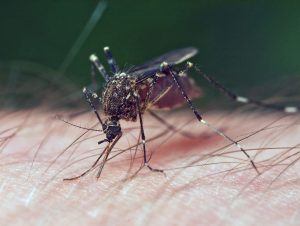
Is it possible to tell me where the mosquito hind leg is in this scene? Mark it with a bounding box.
[178,61,194,76]
[193,65,298,114]
[160,62,260,174]
[103,46,119,74]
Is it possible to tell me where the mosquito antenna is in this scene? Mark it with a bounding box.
[56,116,102,132]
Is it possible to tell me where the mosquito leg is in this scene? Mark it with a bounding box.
[63,139,109,181]
[96,133,122,179]
[63,156,100,181]
[103,46,119,74]
[194,65,298,114]
[136,97,164,174]
[178,61,194,76]
[144,74,158,104]
[160,62,260,174]
[90,63,98,90]
[82,87,104,129]
[89,54,109,81]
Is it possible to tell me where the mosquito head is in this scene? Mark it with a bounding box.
[103,117,121,142]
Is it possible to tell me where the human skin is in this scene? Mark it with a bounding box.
[0,108,300,226]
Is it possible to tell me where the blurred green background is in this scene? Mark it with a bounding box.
[1,0,300,108]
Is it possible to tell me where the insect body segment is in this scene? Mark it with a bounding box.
[102,73,140,122]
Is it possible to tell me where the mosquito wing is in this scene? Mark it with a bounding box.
[131,47,198,81]
[134,47,202,110]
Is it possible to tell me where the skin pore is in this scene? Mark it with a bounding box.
[0,107,300,226]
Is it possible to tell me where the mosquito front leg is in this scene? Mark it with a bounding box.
[160,62,260,174]
[82,87,104,129]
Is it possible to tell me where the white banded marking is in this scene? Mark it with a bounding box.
[89,54,98,62]
[126,93,131,99]
[285,106,298,113]
[186,61,193,68]
[156,72,166,78]
[236,96,249,103]
[103,46,110,52]
[147,78,153,83]
[178,71,187,77]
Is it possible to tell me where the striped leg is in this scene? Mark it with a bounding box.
[103,46,119,74]
[160,62,260,174]
[90,63,98,90]
[89,54,109,81]
[82,87,104,129]
[194,66,298,114]
[136,96,164,173]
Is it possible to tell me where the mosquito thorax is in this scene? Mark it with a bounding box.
[102,72,139,121]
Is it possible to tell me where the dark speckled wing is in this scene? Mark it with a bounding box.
[131,47,198,81]
[152,74,202,109]
[138,72,202,110]
[133,47,201,110]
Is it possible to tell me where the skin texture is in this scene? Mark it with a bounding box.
[0,107,300,226]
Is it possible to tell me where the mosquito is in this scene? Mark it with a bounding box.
[64,46,299,180]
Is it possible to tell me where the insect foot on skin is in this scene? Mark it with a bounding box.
[63,46,299,181]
